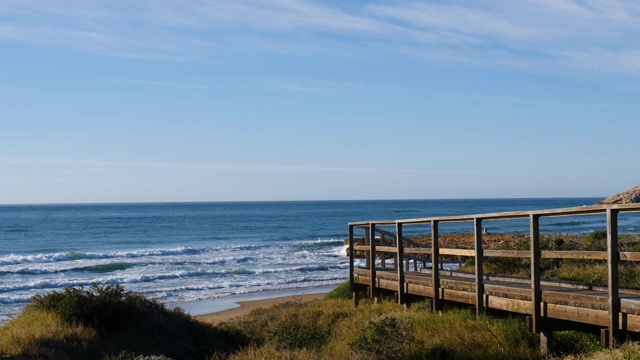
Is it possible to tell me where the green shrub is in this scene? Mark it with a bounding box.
[13,284,246,359]
[552,330,601,356]
[31,284,143,333]
[324,280,352,300]
[586,230,607,251]
[349,316,415,360]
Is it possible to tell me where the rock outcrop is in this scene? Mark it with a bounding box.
[596,185,640,205]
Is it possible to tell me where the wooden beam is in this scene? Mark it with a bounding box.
[381,233,386,270]
[620,252,640,261]
[608,208,620,348]
[439,248,475,257]
[485,250,530,258]
[531,214,542,333]
[376,246,397,253]
[369,223,377,299]
[397,222,405,304]
[541,251,607,260]
[432,220,441,311]
[364,227,370,269]
[474,218,484,316]
[349,224,354,294]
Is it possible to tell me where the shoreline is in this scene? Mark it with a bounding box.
[179,285,335,325]
[193,292,328,325]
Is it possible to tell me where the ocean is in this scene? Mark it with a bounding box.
[1,198,638,324]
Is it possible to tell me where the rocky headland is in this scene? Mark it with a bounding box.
[596,185,640,205]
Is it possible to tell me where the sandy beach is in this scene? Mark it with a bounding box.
[194,292,327,325]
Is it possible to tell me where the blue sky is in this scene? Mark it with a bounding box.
[1,0,639,204]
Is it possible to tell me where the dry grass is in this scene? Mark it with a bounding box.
[220,298,541,360]
[0,309,97,358]
[559,341,640,360]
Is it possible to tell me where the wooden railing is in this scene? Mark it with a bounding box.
[348,203,640,348]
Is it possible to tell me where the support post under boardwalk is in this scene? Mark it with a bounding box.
[540,331,554,356]
[396,222,405,304]
[431,220,441,311]
[607,208,620,348]
[369,223,377,299]
[474,218,484,316]
[530,214,542,333]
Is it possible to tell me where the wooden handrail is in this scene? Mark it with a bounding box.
[349,203,640,348]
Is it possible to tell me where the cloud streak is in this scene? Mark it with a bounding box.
[1,1,639,75]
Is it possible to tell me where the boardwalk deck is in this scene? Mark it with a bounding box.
[348,204,640,351]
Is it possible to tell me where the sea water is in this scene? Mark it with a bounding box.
[2,198,637,324]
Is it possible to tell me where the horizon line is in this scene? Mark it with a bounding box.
[0,196,606,207]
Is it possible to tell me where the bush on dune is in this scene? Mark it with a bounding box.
[0,284,246,359]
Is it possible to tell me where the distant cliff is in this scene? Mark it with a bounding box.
[596,185,640,205]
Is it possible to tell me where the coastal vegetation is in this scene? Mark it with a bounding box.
[4,230,640,359]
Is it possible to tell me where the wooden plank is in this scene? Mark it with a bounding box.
[475,218,484,316]
[441,288,476,305]
[376,246,397,253]
[404,247,433,254]
[541,251,607,260]
[608,208,620,348]
[440,248,475,256]
[397,223,405,304]
[531,214,542,333]
[485,250,530,258]
[542,291,608,308]
[353,245,369,251]
[432,220,441,311]
[364,227,370,269]
[620,252,640,261]
[407,283,434,297]
[544,303,610,327]
[486,295,532,315]
[369,223,377,299]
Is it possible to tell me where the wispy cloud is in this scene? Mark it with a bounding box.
[0,157,478,175]
[266,78,326,93]
[265,78,364,93]
[105,79,208,90]
[1,0,640,75]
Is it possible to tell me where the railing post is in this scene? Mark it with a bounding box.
[381,233,386,270]
[607,208,620,348]
[396,222,405,304]
[474,217,484,316]
[369,223,377,300]
[530,214,542,333]
[364,227,370,269]
[349,224,355,294]
[431,220,441,311]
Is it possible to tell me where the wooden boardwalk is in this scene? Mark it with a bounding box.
[348,204,640,350]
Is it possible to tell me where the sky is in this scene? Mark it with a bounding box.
[1,0,639,204]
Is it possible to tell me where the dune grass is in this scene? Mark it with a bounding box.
[4,281,640,359]
[0,309,97,358]
[0,284,246,359]
[220,298,542,359]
